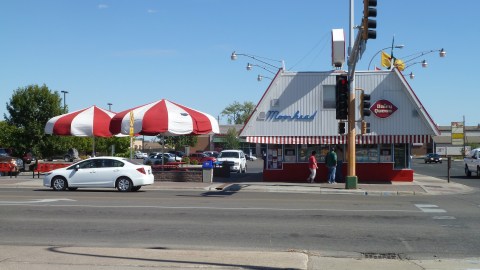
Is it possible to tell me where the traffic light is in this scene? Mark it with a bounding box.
[338,122,346,134]
[360,93,371,118]
[361,120,371,134]
[362,0,377,40]
[335,75,349,120]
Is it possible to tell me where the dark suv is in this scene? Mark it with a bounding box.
[424,153,442,163]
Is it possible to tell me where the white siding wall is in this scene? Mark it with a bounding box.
[241,70,436,137]
[355,71,433,135]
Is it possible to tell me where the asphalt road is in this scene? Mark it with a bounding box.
[411,157,480,189]
[1,184,479,260]
[1,157,479,262]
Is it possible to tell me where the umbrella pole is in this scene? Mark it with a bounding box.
[92,137,96,157]
[162,135,165,171]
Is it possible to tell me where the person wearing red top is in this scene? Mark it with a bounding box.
[307,151,318,183]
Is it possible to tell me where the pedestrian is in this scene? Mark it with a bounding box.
[307,151,318,183]
[325,147,337,184]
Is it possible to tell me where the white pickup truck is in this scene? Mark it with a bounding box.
[464,148,480,177]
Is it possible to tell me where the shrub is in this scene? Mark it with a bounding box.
[182,157,190,164]
[191,159,198,165]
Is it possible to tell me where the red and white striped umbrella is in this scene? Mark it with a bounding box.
[109,99,220,136]
[45,105,116,137]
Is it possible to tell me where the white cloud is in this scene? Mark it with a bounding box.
[98,4,108,9]
[147,9,158,14]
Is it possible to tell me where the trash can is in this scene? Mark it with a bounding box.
[202,160,213,183]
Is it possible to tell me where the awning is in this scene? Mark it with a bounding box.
[245,135,431,144]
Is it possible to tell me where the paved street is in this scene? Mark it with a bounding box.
[0,158,479,269]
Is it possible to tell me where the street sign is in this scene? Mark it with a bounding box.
[451,122,464,146]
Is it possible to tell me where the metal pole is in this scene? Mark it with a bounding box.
[346,0,357,189]
[61,90,68,113]
[447,156,451,183]
[463,115,466,157]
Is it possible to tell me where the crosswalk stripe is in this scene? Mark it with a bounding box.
[415,204,447,213]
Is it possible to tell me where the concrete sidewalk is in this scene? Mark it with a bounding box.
[0,173,475,196]
[0,245,479,270]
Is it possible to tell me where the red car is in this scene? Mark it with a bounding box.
[184,153,216,164]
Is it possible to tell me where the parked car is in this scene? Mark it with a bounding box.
[134,151,148,159]
[63,148,80,162]
[217,150,247,173]
[424,153,442,163]
[184,153,216,164]
[0,148,10,157]
[43,157,154,192]
[464,148,480,177]
[203,151,219,158]
[143,153,171,165]
[168,151,185,159]
[245,154,257,161]
[164,153,182,162]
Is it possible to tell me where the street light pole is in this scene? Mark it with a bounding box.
[367,45,405,70]
[60,90,69,113]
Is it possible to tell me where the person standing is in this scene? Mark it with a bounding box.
[325,147,337,184]
[307,151,318,183]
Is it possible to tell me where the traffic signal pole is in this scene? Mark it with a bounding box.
[346,0,358,189]
[344,0,376,189]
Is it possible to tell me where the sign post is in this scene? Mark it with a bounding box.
[129,111,134,159]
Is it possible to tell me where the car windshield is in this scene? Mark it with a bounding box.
[219,152,239,158]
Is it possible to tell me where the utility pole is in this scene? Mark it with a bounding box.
[345,0,377,189]
[346,0,357,189]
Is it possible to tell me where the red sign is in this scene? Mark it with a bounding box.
[370,100,397,118]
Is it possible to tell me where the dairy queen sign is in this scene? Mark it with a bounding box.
[370,99,398,118]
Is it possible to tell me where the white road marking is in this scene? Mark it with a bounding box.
[0,203,423,213]
[0,198,76,205]
[415,204,446,213]
[433,216,456,220]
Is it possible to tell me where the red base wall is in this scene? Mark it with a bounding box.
[263,163,413,182]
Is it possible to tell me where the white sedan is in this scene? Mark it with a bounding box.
[43,157,154,192]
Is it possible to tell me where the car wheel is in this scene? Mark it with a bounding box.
[67,187,78,191]
[477,167,480,177]
[52,177,67,191]
[424,160,427,164]
[131,186,142,192]
[64,155,70,162]
[116,177,133,192]
[243,165,247,173]
[465,165,472,177]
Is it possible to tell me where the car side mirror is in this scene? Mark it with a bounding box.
[75,165,80,171]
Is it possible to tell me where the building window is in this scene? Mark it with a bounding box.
[356,145,379,162]
[394,143,410,169]
[323,85,335,109]
[284,145,296,162]
[267,144,283,169]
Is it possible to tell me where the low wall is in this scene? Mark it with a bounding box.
[263,162,413,182]
[152,169,202,182]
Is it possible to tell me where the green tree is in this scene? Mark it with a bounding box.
[223,128,240,150]
[3,84,64,157]
[221,101,255,124]
[161,135,198,152]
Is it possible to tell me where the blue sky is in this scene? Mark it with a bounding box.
[0,0,477,126]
